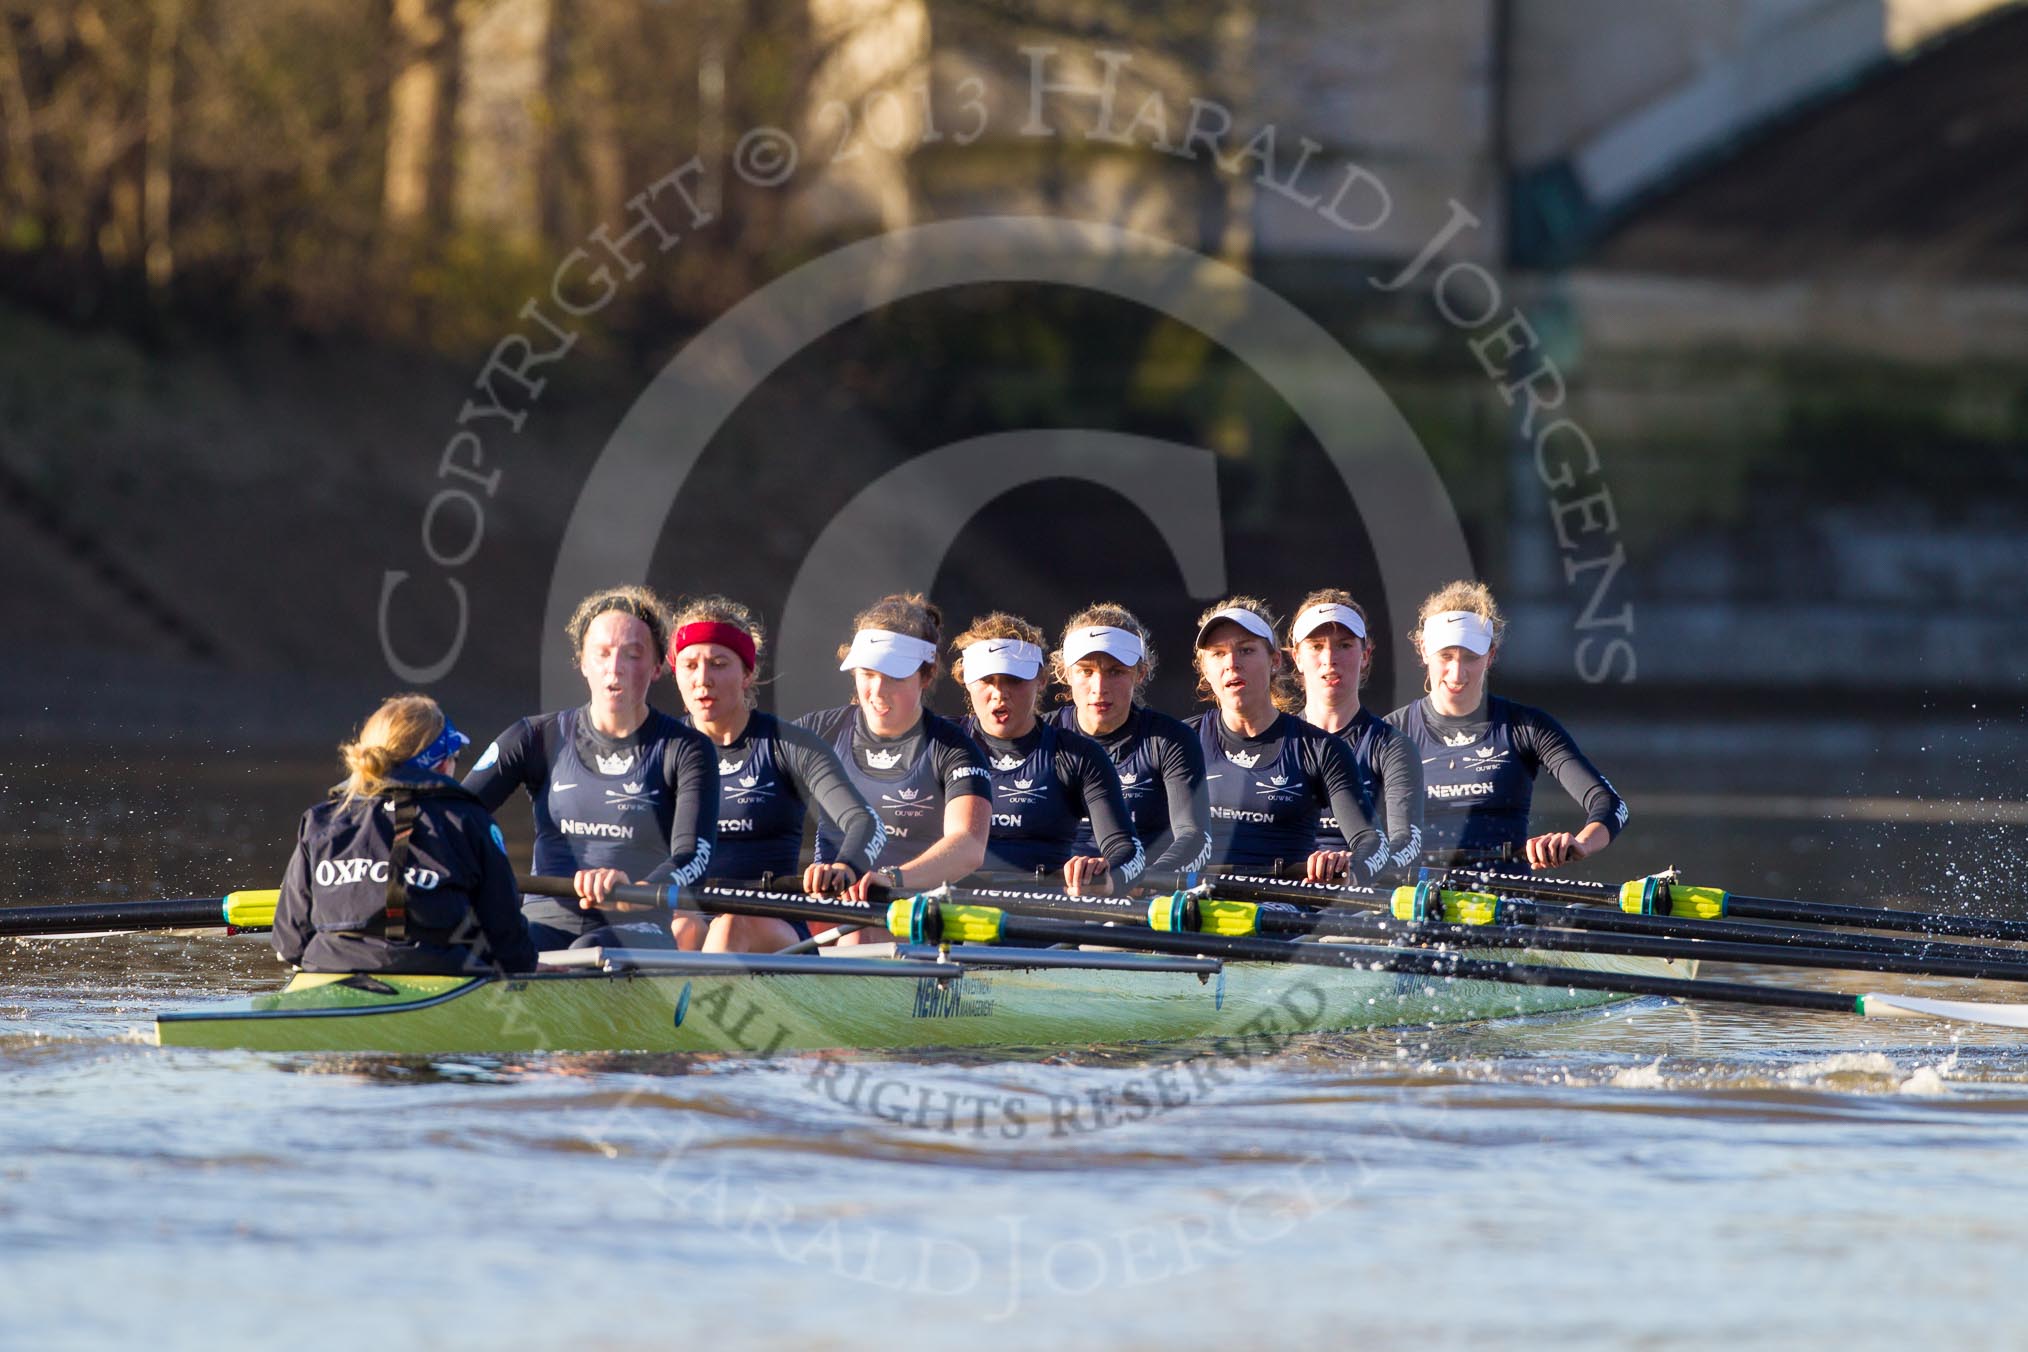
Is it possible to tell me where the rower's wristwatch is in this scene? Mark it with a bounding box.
[878,865,905,891]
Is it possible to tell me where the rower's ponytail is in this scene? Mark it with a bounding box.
[339,694,446,800]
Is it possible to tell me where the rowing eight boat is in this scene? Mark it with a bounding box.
[151,944,1693,1054]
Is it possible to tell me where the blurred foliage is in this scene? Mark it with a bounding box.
[0,0,1277,347]
[0,0,844,345]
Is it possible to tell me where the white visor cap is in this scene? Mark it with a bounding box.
[839,629,938,678]
[962,638,1044,681]
[1062,625,1145,668]
[1194,607,1276,649]
[1290,602,1368,643]
[1421,610,1494,656]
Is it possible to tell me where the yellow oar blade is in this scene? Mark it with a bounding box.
[222,890,280,930]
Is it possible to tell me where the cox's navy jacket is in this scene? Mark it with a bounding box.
[273,768,537,974]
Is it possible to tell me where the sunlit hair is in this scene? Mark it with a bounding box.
[950,612,1047,686]
[1191,595,1293,707]
[1409,579,1507,660]
[837,592,943,683]
[669,594,767,709]
[1288,587,1375,694]
[1049,602,1156,703]
[565,585,671,669]
[339,694,448,800]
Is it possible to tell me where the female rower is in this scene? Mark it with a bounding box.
[274,694,536,975]
[1186,597,1391,882]
[797,593,990,941]
[951,612,1144,893]
[667,596,884,952]
[1385,580,1627,869]
[465,585,720,950]
[1287,589,1424,875]
[1047,605,1211,881]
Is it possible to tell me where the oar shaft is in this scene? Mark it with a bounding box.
[1366,946,1859,1016]
[968,879,2028,980]
[1192,874,1392,907]
[522,874,2028,990]
[1728,896,2028,942]
[1372,915,2028,985]
[1486,898,2028,967]
[0,898,231,937]
[1451,869,2028,944]
[524,876,1880,1019]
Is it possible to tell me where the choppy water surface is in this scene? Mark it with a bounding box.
[7,743,2028,1348]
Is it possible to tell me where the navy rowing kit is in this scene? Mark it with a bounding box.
[1386,694,1628,858]
[964,716,1146,885]
[1048,704,1210,878]
[695,710,884,882]
[798,704,990,870]
[465,705,719,947]
[274,767,537,974]
[1311,707,1425,875]
[1187,710,1392,881]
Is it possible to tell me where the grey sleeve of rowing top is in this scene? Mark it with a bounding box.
[642,729,720,886]
[1063,736,1145,886]
[1515,706,1629,839]
[778,719,884,879]
[1312,734,1389,882]
[1149,721,1214,876]
[271,810,316,966]
[1375,724,1426,872]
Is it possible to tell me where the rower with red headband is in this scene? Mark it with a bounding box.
[1385,580,1627,869]
[1286,588,1424,875]
[1186,596,1392,882]
[666,596,885,952]
[464,585,719,950]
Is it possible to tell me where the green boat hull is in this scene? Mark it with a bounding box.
[153,947,1691,1054]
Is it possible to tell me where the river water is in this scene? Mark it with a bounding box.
[6,728,2028,1348]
